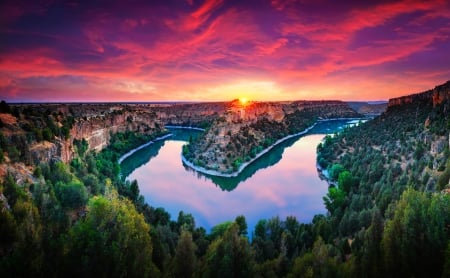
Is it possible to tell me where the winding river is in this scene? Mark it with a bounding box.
[121,120,358,232]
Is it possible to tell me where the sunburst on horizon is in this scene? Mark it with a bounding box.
[239,97,249,106]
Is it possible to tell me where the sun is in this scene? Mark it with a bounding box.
[239,97,249,105]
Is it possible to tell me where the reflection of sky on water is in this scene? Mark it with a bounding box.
[126,121,352,233]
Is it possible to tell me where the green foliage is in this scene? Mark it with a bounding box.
[210,221,233,240]
[328,163,345,181]
[323,186,346,213]
[42,127,53,141]
[67,195,158,277]
[0,178,44,276]
[73,138,88,157]
[172,230,197,278]
[7,145,20,162]
[177,211,196,233]
[55,180,88,209]
[235,215,248,236]
[3,174,27,207]
[201,223,255,277]
[381,188,450,277]
[437,159,450,190]
[338,170,357,193]
[233,157,242,171]
[288,237,339,278]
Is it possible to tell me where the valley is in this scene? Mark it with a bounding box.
[0,81,449,277]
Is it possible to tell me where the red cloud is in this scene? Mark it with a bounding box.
[0,0,449,102]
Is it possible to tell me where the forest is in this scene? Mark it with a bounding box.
[0,92,449,277]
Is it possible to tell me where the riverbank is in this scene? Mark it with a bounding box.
[165,125,206,131]
[181,122,321,177]
[182,117,370,178]
[118,134,173,164]
[316,163,337,187]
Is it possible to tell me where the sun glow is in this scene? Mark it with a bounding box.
[239,97,249,105]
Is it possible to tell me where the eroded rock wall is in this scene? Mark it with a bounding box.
[388,80,450,108]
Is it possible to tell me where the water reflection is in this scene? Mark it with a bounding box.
[121,128,201,177]
[189,119,355,190]
[123,120,355,232]
[121,140,166,178]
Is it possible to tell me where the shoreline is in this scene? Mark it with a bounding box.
[316,117,369,122]
[165,125,206,131]
[118,125,205,164]
[181,117,369,178]
[181,122,319,178]
[316,163,337,187]
[118,133,173,164]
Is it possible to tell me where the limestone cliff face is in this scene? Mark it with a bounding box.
[25,103,222,164]
[70,111,156,152]
[388,80,450,108]
[153,102,225,126]
[220,100,359,124]
[431,81,450,107]
[29,107,161,165]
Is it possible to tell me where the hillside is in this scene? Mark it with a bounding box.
[316,80,450,277]
[183,100,361,175]
[347,101,387,116]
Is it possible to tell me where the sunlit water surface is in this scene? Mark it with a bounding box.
[123,120,354,232]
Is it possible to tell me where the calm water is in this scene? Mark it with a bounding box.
[122,120,355,232]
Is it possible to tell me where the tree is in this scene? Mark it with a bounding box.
[328,164,345,180]
[381,188,450,277]
[0,191,43,276]
[67,195,158,277]
[172,230,197,278]
[338,170,356,193]
[235,215,248,236]
[55,181,88,209]
[359,207,384,277]
[201,223,255,277]
[288,237,339,278]
[177,211,196,233]
[323,186,346,213]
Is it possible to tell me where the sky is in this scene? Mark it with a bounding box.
[0,0,449,102]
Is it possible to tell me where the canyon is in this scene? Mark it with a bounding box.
[0,100,361,170]
[0,79,448,181]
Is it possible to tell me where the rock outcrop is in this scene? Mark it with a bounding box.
[388,80,450,108]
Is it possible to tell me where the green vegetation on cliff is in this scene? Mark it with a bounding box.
[315,81,450,276]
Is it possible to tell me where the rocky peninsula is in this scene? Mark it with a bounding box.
[181,100,363,176]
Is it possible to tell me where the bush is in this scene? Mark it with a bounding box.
[55,181,88,209]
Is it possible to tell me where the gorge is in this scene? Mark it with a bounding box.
[0,81,449,277]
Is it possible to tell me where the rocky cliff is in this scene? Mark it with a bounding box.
[0,102,225,167]
[183,100,362,174]
[388,80,450,108]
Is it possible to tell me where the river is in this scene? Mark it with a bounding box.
[121,119,358,233]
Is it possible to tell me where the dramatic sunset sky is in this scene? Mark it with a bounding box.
[1,0,449,102]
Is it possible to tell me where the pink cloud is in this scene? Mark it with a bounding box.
[0,0,449,102]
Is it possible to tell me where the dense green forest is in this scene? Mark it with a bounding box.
[0,91,449,277]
